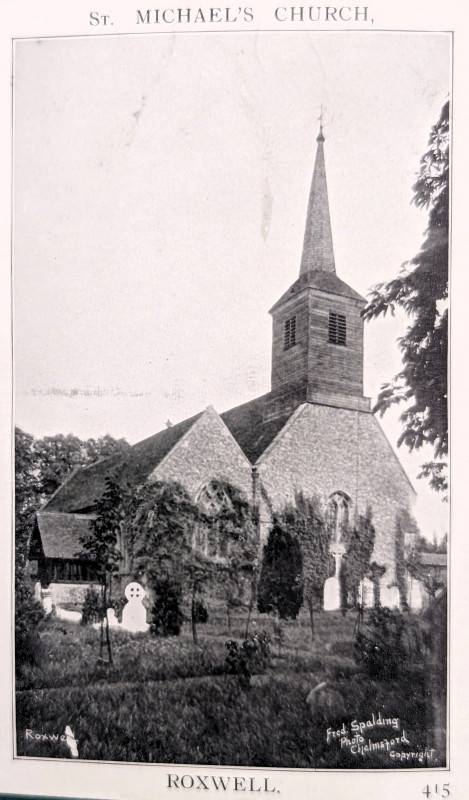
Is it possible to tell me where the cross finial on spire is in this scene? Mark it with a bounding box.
[317,104,325,141]
[299,109,335,274]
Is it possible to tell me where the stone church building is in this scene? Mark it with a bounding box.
[30,124,416,609]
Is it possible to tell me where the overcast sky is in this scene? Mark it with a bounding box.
[13,31,450,537]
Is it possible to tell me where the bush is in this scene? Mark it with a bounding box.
[193,600,208,624]
[354,608,406,680]
[81,587,104,626]
[257,521,303,620]
[225,632,271,688]
[150,578,183,636]
[15,574,44,673]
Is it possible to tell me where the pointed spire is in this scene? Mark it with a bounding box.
[299,119,336,275]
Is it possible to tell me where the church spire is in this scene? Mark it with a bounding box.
[299,119,336,275]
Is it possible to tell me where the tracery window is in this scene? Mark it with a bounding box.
[195,480,232,559]
[328,491,350,544]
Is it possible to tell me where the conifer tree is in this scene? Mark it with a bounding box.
[257,519,303,620]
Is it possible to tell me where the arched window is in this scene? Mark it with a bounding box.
[195,481,233,559]
[328,491,350,545]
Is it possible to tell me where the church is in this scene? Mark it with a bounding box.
[29,123,416,610]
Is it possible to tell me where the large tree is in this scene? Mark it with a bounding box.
[362,101,449,495]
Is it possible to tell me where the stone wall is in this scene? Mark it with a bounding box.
[150,405,254,503]
[256,402,415,583]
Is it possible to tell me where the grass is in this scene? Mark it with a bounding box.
[16,606,433,768]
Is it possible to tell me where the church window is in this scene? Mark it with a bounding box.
[196,481,233,559]
[328,312,346,345]
[328,491,350,543]
[284,316,296,350]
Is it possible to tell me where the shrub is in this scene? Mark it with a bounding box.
[15,573,44,674]
[193,600,209,624]
[150,578,183,636]
[257,520,303,620]
[354,608,406,680]
[81,587,104,626]
[225,631,271,688]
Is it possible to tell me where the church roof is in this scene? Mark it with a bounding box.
[41,397,295,514]
[221,394,294,464]
[43,411,203,513]
[35,511,95,560]
[270,268,365,313]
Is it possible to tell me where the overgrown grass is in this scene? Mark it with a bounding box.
[16,607,431,767]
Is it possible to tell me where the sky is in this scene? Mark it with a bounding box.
[13,30,450,538]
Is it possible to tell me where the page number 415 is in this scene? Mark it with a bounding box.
[422,786,450,797]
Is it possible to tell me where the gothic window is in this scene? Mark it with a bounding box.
[328,492,350,544]
[196,481,233,559]
[284,316,297,350]
[328,312,346,345]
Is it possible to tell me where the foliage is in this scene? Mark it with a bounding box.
[15,567,44,676]
[341,509,376,606]
[193,600,209,624]
[406,548,445,599]
[81,587,104,626]
[257,519,303,620]
[362,101,449,494]
[282,493,331,640]
[208,482,258,631]
[225,631,271,688]
[79,476,129,661]
[354,608,406,679]
[150,577,183,636]
[394,510,419,609]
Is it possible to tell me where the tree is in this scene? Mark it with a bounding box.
[208,482,258,632]
[282,493,331,641]
[129,481,213,644]
[79,476,129,662]
[257,519,303,620]
[341,509,376,607]
[362,101,449,495]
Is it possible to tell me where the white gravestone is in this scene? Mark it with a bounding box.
[323,576,340,610]
[380,584,400,609]
[408,577,423,611]
[358,577,375,608]
[106,608,120,628]
[121,582,149,633]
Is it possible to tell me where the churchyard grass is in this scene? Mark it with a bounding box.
[16,608,428,767]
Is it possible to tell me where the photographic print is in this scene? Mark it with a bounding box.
[12,24,450,779]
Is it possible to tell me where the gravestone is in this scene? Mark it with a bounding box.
[106,608,120,628]
[42,588,53,615]
[380,584,400,609]
[408,577,422,610]
[323,576,340,610]
[121,581,149,633]
[358,577,374,608]
[34,581,42,603]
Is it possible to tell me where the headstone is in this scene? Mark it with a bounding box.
[408,577,422,610]
[306,681,346,722]
[380,584,400,609]
[42,589,53,615]
[323,576,340,610]
[106,607,120,628]
[358,577,374,608]
[121,581,149,633]
[34,581,42,602]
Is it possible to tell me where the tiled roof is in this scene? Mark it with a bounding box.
[43,412,203,513]
[36,511,95,560]
[270,269,365,312]
[220,394,293,464]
